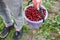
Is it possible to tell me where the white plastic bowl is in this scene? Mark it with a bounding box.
[23,4,48,28]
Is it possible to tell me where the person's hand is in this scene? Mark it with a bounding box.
[32,0,42,10]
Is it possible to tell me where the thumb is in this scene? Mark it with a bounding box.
[36,0,42,10]
[37,3,40,10]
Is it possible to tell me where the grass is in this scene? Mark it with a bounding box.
[0,0,60,40]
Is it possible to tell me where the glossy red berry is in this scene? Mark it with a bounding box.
[25,6,46,21]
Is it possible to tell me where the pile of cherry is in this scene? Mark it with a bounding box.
[25,6,46,21]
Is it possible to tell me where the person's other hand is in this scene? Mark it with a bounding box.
[32,0,42,10]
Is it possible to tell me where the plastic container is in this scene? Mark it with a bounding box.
[23,4,48,28]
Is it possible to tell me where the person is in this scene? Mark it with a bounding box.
[0,0,24,40]
[32,0,42,10]
[0,0,42,40]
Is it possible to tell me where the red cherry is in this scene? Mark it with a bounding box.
[25,6,46,21]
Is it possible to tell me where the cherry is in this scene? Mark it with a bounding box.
[25,6,46,21]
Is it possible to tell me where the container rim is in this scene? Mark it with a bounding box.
[23,4,48,23]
